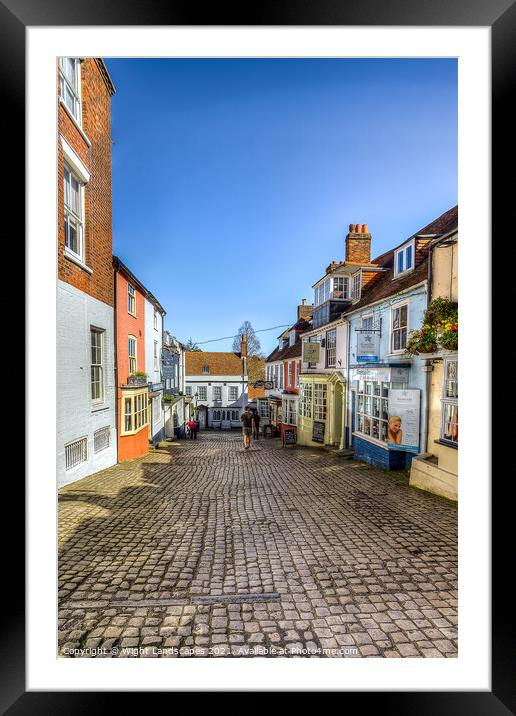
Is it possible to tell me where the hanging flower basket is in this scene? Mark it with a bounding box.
[405,298,458,356]
[439,324,458,351]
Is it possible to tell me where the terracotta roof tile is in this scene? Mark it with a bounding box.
[185,351,244,376]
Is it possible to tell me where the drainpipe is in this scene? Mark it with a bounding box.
[113,261,119,463]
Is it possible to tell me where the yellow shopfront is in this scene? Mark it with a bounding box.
[297,372,346,448]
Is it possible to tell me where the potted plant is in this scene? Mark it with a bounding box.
[127,371,148,386]
[439,322,458,351]
[405,325,438,355]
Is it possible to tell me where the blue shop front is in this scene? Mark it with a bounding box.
[349,364,422,470]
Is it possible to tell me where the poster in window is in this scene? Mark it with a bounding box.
[357,330,380,362]
[387,389,420,452]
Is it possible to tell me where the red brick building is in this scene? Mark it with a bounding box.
[57,59,117,487]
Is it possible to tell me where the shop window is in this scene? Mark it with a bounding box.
[301,383,313,418]
[314,383,327,420]
[356,380,390,442]
[282,398,297,425]
[440,358,458,445]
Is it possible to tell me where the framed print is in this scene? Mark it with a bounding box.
[6,0,511,707]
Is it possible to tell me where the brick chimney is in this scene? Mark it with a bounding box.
[297,298,313,321]
[240,334,248,358]
[345,223,372,264]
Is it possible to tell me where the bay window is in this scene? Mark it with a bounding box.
[314,384,327,420]
[122,389,149,435]
[301,383,313,418]
[440,358,458,445]
[351,272,361,300]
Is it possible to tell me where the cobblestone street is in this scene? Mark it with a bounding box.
[58,433,458,658]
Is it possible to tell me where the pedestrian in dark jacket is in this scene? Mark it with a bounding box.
[252,410,260,440]
[240,407,253,450]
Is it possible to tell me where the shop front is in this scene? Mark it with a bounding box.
[297,372,346,448]
[349,365,421,470]
[280,391,299,441]
[409,352,458,500]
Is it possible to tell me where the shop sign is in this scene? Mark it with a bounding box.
[357,331,380,363]
[252,380,274,389]
[387,388,420,452]
[303,341,320,363]
[312,420,325,443]
[351,366,409,383]
[283,428,297,446]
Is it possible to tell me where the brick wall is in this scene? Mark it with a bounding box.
[345,231,372,264]
[57,59,114,307]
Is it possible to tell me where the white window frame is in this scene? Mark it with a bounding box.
[394,239,416,278]
[213,386,222,401]
[59,57,82,126]
[355,380,391,443]
[229,386,238,401]
[440,357,458,446]
[128,284,136,316]
[90,327,104,404]
[282,396,297,425]
[185,386,192,396]
[326,329,337,368]
[154,310,159,330]
[333,275,349,300]
[314,383,328,420]
[121,389,149,436]
[351,271,362,301]
[128,335,137,375]
[301,383,313,418]
[154,340,159,372]
[361,314,374,331]
[198,386,207,401]
[390,301,409,354]
[287,362,293,386]
[63,163,85,263]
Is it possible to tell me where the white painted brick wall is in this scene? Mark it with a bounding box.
[57,280,117,487]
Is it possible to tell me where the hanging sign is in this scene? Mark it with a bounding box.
[356,331,380,363]
[387,388,420,452]
[303,341,320,363]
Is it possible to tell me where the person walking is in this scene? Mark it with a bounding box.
[186,418,198,440]
[240,406,253,450]
[252,409,260,440]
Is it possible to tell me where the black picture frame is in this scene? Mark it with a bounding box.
[8,0,509,708]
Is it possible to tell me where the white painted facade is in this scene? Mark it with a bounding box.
[57,280,117,487]
[301,320,348,375]
[185,375,247,429]
[144,296,165,443]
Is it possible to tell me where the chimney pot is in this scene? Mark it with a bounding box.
[302,298,306,305]
[363,223,369,234]
[356,224,363,233]
[349,223,356,233]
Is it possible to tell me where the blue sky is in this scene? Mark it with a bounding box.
[105,58,457,357]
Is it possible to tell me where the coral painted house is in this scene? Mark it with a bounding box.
[114,257,150,462]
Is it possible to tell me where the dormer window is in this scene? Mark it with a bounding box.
[394,239,415,277]
[351,271,361,300]
[332,276,349,300]
[202,365,209,374]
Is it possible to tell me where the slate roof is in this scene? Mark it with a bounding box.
[185,351,244,376]
[344,206,458,315]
